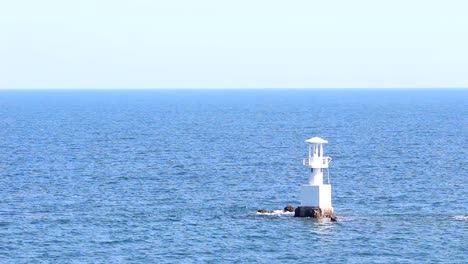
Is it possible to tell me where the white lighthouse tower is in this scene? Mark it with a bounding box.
[294,137,336,219]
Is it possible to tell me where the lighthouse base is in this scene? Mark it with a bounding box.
[294,206,336,220]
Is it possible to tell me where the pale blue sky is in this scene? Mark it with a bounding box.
[1,0,467,89]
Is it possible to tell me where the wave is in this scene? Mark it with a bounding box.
[452,215,468,221]
[256,210,295,216]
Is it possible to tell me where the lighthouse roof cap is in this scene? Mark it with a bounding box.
[305,137,328,144]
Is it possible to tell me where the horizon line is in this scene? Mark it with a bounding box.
[0,87,467,90]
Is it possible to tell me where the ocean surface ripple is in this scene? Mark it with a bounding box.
[0,89,467,263]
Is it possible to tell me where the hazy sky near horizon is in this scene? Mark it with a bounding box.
[1,0,467,89]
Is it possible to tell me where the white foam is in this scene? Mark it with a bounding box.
[452,215,468,221]
[256,210,295,216]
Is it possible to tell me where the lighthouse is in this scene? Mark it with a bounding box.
[294,137,336,219]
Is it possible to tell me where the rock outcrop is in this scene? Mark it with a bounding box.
[294,206,336,220]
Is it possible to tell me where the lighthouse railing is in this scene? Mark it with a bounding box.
[303,156,330,167]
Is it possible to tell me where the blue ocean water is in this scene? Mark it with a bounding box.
[0,89,466,263]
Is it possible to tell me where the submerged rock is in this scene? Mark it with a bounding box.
[284,205,296,212]
[257,209,275,214]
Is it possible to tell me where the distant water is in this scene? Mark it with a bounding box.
[0,89,466,263]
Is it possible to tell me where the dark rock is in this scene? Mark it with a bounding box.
[257,209,275,214]
[284,205,296,212]
[294,206,336,219]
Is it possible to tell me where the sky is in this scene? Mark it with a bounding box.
[0,0,467,89]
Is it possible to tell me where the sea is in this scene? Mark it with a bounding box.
[0,89,466,263]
